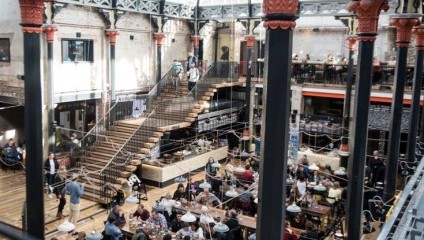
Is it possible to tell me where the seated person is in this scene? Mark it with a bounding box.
[108,206,126,226]
[111,189,126,207]
[238,185,254,214]
[240,165,254,183]
[191,222,205,240]
[195,188,222,207]
[170,212,184,232]
[199,206,216,225]
[159,193,181,219]
[104,216,123,240]
[148,209,168,229]
[173,183,187,201]
[130,204,150,221]
[224,210,239,230]
[308,170,323,183]
[3,139,21,163]
[300,221,320,240]
[300,190,316,207]
[284,221,299,240]
[205,222,227,240]
[327,181,342,204]
[176,222,193,238]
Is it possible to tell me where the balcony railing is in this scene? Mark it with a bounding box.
[240,60,419,90]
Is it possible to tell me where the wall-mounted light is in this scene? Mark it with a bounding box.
[76,32,81,38]
[130,35,134,40]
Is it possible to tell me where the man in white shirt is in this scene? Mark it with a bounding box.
[188,63,200,92]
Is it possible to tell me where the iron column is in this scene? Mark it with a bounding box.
[192,35,201,59]
[407,26,424,162]
[43,26,57,153]
[154,33,165,99]
[385,15,420,201]
[346,0,389,239]
[245,36,255,123]
[106,30,118,102]
[340,36,356,168]
[18,0,45,238]
[257,1,298,239]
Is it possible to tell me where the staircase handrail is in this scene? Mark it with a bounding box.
[77,100,120,146]
[98,104,160,185]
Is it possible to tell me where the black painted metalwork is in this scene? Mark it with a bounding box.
[347,39,376,240]
[257,24,296,240]
[385,46,409,201]
[245,46,252,123]
[23,32,45,239]
[406,49,424,162]
[340,46,354,168]
[110,43,116,101]
[47,41,56,153]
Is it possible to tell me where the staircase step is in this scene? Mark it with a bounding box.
[131,159,142,165]
[107,130,132,138]
[142,143,156,148]
[140,148,151,154]
[192,108,202,114]
[82,191,110,204]
[83,162,126,172]
[115,122,139,129]
[81,178,122,192]
[93,146,121,154]
[89,151,117,159]
[111,125,138,134]
[88,174,128,185]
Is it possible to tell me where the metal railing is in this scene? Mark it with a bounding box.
[240,61,418,90]
[98,61,239,203]
[377,156,424,240]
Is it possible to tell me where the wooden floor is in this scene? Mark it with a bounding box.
[0,169,103,240]
[1,167,382,240]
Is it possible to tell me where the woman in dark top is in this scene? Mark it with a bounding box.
[54,165,67,218]
[205,157,217,182]
[173,183,186,200]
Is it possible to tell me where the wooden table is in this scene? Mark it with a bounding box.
[301,205,331,229]
[174,205,257,239]
[120,221,175,239]
[301,205,331,216]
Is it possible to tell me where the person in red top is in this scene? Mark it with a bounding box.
[130,203,150,221]
[284,221,299,240]
[241,165,254,183]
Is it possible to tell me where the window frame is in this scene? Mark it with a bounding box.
[0,38,11,63]
[61,38,94,63]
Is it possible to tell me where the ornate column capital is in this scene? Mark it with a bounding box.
[245,35,256,49]
[390,16,421,48]
[19,0,45,33]
[412,25,424,50]
[347,36,357,50]
[263,0,299,30]
[347,0,390,41]
[191,35,201,48]
[154,33,165,47]
[43,26,58,43]
[105,30,119,45]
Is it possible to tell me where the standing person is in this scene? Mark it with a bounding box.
[62,173,85,236]
[44,152,59,199]
[188,63,200,93]
[205,157,217,182]
[172,60,183,95]
[54,165,68,218]
[186,51,198,71]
